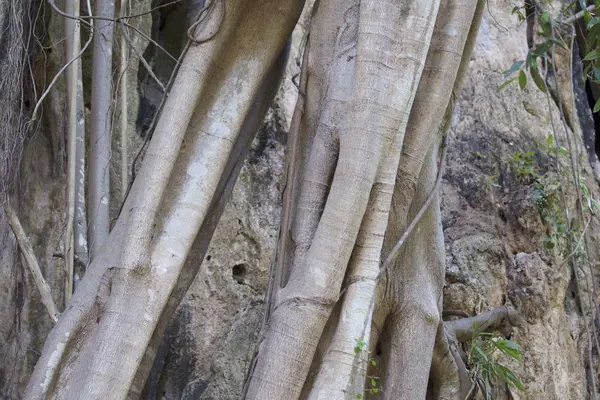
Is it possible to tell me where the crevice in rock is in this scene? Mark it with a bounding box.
[584,73,600,159]
[572,33,600,173]
[232,263,247,284]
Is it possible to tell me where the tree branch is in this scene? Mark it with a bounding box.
[4,202,59,322]
[563,5,596,25]
[444,306,523,342]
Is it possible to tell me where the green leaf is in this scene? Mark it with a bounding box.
[493,339,523,361]
[587,24,600,52]
[588,17,600,29]
[584,49,600,61]
[495,364,525,391]
[526,52,536,70]
[519,70,527,89]
[540,11,550,24]
[530,39,562,58]
[531,68,547,92]
[370,378,377,387]
[511,5,525,20]
[594,97,600,113]
[474,346,489,362]
[371,359,377,366]
[564,0,578,12]
[498,77,518,91]
[532,42,551,57]
[503,60,524,77]
[546,134,553,146]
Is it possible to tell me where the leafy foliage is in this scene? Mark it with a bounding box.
[466,328,524,399]
[351,339,382,399]
[510,150,540,180]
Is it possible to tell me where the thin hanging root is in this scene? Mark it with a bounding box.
[4,202,59,322]
[119,0,129,202]
[270,32,311,314]
[64,0,83,305]
[375,135,448,282]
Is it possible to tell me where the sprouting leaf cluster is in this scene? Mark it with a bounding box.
[500,9,564,92]
[466,328,524,399]
[351,339,382,399]
[506,1,600,112]
[510,150,540,180]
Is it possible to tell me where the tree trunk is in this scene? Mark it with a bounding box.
[88,0,116,259]
[24,1,304,398]
[5,0,597,399]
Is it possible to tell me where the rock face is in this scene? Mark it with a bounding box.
[0,0,598,399]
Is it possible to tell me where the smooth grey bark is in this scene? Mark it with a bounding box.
[64,0,88,300]
[23,0,497,398]
[88,0,115,259]
[246,0,486,398]
[130,39,291,399]
[24,1,303,398]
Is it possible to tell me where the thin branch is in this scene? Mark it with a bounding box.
[187,0,224,43]
[63,0,82,305]
[88,0,116,259]
[121,21,165,92]
[30,26,93,121]
[537,24,599,397]
[563,5,596,25]
[48,0,184,23]
[444,306,523,342]
[4,202,59,323]
[119,0,129,202]
[557,216,591,272]
[123,21,178,63]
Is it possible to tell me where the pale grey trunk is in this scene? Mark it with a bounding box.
[64,0,88,300]
[88,0,115,259]
[24,1,303,398]
[246,0,442,397]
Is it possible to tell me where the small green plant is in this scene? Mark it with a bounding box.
[510,151,540,180]
[537,134,570,157]
[532,177,565,249]
[350,339,383,399]
[472,151,487,159]
[484,174,501,190]
[579,179,600,214]
[466,328,524,399]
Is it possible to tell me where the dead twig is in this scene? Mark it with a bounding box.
[5,202,59,323]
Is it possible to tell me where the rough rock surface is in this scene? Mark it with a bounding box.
[0,0,599,399]
[442,0,596,397]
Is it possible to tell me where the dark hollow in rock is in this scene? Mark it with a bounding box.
[232,263,248,284]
